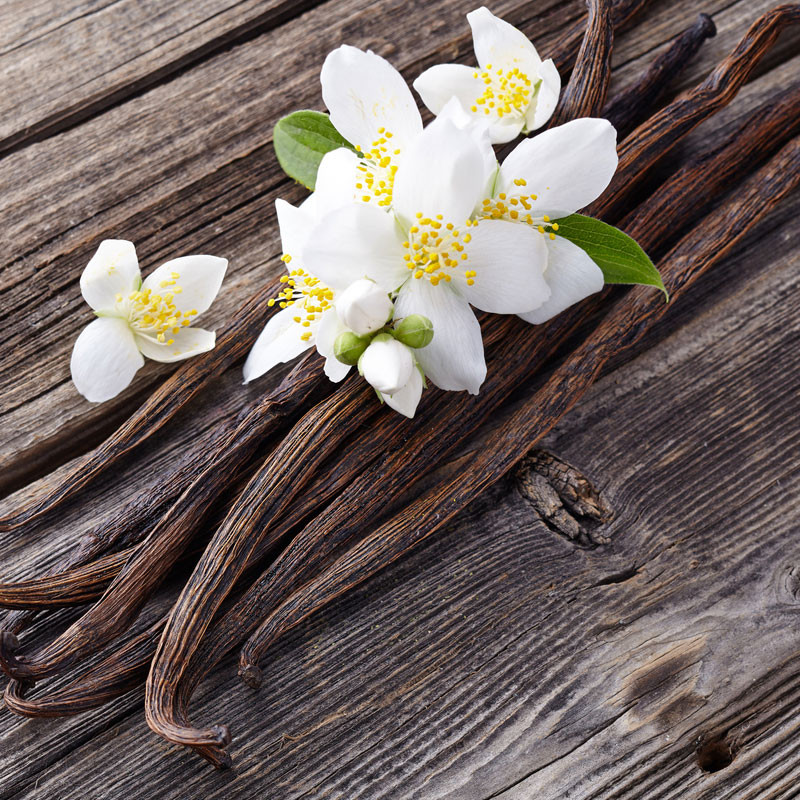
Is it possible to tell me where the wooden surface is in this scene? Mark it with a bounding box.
[0,0,799,797]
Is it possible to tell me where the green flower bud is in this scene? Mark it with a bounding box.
[393,314,434,349]
[334,330,371,365]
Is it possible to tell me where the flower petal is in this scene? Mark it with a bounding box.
[467,7,540,74]
[413,63,481,116]
[275,197,314,259]
[315,308,351,383]
[321,45,422,152]
[242,305,314,383]
[315,147,362,215]
[80,239,141,313]
[70,317,144,403]
[454,219,550,313]
[498,118,618,217]
[134,327,216,363]
[141,255,227,318]
[303,203,407,293]
[518,235,604,324]
[383,365,423,418]
[395,279,485,394]
[392,117,485,225]
[526,58,560,131]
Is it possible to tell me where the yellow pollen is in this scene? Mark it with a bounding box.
[472,64,534,118]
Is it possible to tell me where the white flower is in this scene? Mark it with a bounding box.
[321,45,423,209]
[304,116,552,395]
[360,334,424,418]
[320,47,495,212]
[70,240,226,403]
[484,118,618,322]
[413,7,560,144]
[243,150,367,386]
[360,334,413,394]
[335,278,393,335]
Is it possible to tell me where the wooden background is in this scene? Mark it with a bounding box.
[1,0,799,797]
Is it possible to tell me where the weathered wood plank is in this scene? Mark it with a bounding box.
[1,0,794,497]
[0,0,329,153]
[0,155,797,799]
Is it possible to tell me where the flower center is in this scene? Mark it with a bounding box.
[480,179,559,240]
[269,256,335,342]
[354,127,400,207]
[402,213,476,287]
[469,63,534,118]
[117,272,197,345]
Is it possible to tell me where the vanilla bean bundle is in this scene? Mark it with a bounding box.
[1,1,798,775]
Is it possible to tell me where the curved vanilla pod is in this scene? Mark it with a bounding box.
[620,86,800,259]
[590,4,800,222]
[604,13,717,140]
[549,0,651,72]
[0,352,330,683]
[551,0,614,126]
[144,381,377,749]
[0,549,132,610]
[238,137,800,695]
[4,618,165,718]
[0,280,282,534]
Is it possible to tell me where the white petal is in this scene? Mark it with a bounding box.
[70,317,144,403]
[395,279,485,394]
[498,118,618,217]
[134,327,216,363]
[141,255,227,318]
[80,239,141,313]
[454,219,550,313]
[438,97,498,197]
[384,366,423,418]
[413,64,481,116]
[321,45,422,152]
[467,7,541,74]
[275,198,314,258]
[526,58,560,131]
[518,236,604,324]
[315,148,362,215]
[360,336,414,395]
[242,306,314,383]
[486,115,527,145]
[303,203,407,293]
[392,117,485,225]
[315,308,351,383]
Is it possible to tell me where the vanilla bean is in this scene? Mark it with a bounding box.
[603,13,717,139]
[591,4,800,222]
[0,352,329,683]
[621,86,800,257]
[0,549,132,610]
[145,380,377,749]
[4,619,165,718]
[551,0,614,125]
[549,0,651,72]
[234,139,800,721]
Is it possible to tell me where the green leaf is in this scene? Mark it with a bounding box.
[273,110,353,190]
[553,214,668,299]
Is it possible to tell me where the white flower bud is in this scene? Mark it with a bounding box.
[359,333,414,396]
[335,278,393,336]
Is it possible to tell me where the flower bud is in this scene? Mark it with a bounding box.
[359,333,414,395]
[333,330,371,365]
[335,278,393,336]
[393,314,434,349]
